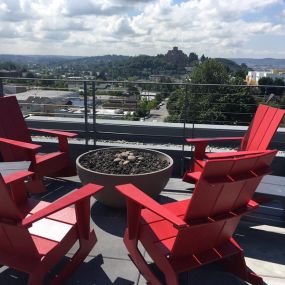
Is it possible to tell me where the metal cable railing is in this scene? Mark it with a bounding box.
[1,77,285,149]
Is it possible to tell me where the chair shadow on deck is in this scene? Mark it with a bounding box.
[148,263,256,285]
[90,195,176,238]
[33,177,82,202]
[65,255,135,285]
[0,255,134,285]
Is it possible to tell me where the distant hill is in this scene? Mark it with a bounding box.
[61,55,130,68]
[230,58,285,70]
[215,58,245,73]
[0,54,83,65]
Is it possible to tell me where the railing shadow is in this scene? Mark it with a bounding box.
[235,222,285,267]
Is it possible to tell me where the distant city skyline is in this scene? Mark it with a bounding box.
[0,0,284,58]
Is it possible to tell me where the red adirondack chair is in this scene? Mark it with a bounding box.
[183,104,284,183]
[116,150,277,285]
[0,95,77,193]
[0,169,103,285]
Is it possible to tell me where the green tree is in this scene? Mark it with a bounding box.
[25,71,35,78]
[189,52,198,61]
[126,85,140,97]
[134,98,152,119]
[258,77,284,96]
[188,52,199,66]
[97,71,107,81]
[165,88,186,123]
[191,59,229,84]
[200,54,208,62]
[167,59,257,124]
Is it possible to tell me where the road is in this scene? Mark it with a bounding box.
[145,100,169,122]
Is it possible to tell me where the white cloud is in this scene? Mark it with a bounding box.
[0,0,284,57]
[61,0,155,17]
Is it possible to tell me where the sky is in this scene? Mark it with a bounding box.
[0,0,284,58]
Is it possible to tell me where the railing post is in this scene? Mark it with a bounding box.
[92,81,96,146]
[83,81,89,146]
[181,84,189,176]
[0,79,4,97]
[191,88,196,139]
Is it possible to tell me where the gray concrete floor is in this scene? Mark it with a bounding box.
[0,177,284,284]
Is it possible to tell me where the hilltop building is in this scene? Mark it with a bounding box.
[165,47,188,67]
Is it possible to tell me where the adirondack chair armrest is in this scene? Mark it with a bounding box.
[3,170,34,185]
[184,171,201,182]
[28,128,77,152]
[22,183,103,227]
[185,137,243,159]
[116,183,187,229]
[205,150,263,159]
[28,128,77,138]
[0,137,41,151]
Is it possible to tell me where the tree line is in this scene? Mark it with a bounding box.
[166,59,285,125]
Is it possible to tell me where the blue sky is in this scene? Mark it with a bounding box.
[0,0,284,58]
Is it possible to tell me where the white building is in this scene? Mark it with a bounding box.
[140,91,157,101]
[9,89,79,115]
[247,70,285,85]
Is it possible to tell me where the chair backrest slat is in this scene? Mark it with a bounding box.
[169,150,276,260]
[240,104,285,151]
[0,96,32,161]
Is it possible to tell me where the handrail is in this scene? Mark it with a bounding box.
[1,77,285,151]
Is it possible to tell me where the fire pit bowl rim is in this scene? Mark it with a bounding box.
[76,147,173,176]
[76,147,174,208]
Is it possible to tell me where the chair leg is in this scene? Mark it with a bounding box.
[28,270,45,285]
[25,177,47,193]
[247,272,264,285]
[51,232,97,285]
[51,164,77,177]
[125,229,180,285]
[223,251,263,285]
[164,270,180,285]
[140,238,179,285]
[124,232,162,285]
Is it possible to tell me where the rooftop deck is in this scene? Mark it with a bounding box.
[1,176,284,285]
[1,79,285,284]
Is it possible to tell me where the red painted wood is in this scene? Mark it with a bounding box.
[0,170,103,284]
[116,183,187,229]
[28,127,77,138]
[0,95,79,193]
[3,170,33,185]
[205,150,263,159]
[243,105,285,151]
[118,150,277,285]
[186,137,244,144]
[184,104,285,185]
[22,183,103,226]
[0,175,23,220]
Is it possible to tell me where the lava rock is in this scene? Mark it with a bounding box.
[79,148,170,175]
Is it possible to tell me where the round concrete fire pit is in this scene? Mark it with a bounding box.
[76,147,173,208]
